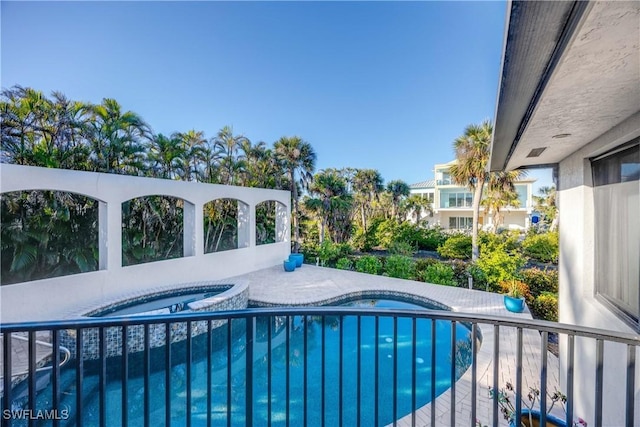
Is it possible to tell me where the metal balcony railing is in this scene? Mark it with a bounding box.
[1,308,639,427]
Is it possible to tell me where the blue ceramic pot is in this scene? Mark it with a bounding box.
[504,295,525,313]
[508,409,567,426]
[283,259,296,272]
[289,253,304,268]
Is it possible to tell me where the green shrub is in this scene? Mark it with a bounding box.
[437,234,472,260]
[522,232,559,263]
[414,258,439,275]
[336,257,352,270]
[419,262,456,286]
[476,244,525,291]
[375,219,400,249]
[479,231,521,253]
[388,240,415,256]
[383,255,415,279]
[318,241,353,266]
[350,223,380,252]
[448,260,470,288]
[520,267,558,296]
[419,227,448,251]
[467,262,488,290]
[532,292,558,322]
[355,255,383,275]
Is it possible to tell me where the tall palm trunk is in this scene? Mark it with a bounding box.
[471,181,484,261]
[290,170,300,252]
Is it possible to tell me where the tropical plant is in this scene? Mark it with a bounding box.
[386,180,410,220]
[522,231,559,263]
[449,120,492,261]
[274,136,317,252]
[305,169,353,244]
[437,234,472,260]
[481,170,527,232]
[533,186,558,231]
[383,255,415,279]
[336,257,352,270]
[532,292,559,322]
[87,98,150,174]
[419,262,457,286]
[477,245,526,291]
[520,267,558,295]
[351,168,384,231]
[403,194,432,224]
[355,255,383,275]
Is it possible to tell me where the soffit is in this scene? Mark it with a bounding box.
[491,1,640,170]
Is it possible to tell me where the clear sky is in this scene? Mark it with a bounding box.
[1,1,552,191]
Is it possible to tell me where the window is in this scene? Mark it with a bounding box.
[592,140,640,324]
[449,216,473,230]
[440,189,473,208]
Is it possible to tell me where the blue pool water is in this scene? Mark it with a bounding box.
[22,299,473,427]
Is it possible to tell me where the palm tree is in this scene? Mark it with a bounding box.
[533,185,558,230]
[176,129,207,181]
[87,98,151,174]
[449,120,492,261]
[148,133,185,179]
[305,170,353,244]
[212,126,249,185]
[352,169,384,231]
[386,180,410,220]
[403,194,433,224]
[481,170,526,232]
[274,136,317,252]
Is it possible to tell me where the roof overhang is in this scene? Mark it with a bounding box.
[490,1,640,171]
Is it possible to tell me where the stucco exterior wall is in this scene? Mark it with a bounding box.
[558,111,640,425]
[0,165,291,323]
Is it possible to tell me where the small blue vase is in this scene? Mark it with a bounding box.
[289,253,304,267]
[283,259,296,272]
[504,295,525,313]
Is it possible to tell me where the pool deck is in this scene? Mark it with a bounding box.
[1,264,561,425]
[233,264,561,427]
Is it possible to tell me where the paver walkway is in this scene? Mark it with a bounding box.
[232,264,562,427]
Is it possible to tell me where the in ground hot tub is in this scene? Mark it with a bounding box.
[63,280,248,360]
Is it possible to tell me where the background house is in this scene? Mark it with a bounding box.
[490,1,640,424]
[410,160,534,230]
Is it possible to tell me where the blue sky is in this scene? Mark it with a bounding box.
[1,1,552,191]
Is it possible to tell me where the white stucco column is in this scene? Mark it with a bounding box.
[248,204,256,248]
[108,199,122,269]
[237,201,250,248]
[183,201,195,257]
[194,203,204,256]
[98,201,108,270]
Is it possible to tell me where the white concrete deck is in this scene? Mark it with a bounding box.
[232,264,561,427]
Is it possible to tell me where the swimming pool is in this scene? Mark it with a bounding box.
[22,299,472,426]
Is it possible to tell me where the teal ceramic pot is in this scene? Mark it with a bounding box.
[283,259,296,272]
[289,253,304,267]
[508,409,567,426]
[504,295,525,313]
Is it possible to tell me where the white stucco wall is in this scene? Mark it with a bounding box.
[558,111,640,425]
[0,165,291,322]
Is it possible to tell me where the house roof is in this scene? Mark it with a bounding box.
[490,1,640,171]
[409,179,435,189]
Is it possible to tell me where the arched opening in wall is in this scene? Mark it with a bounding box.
[203,198,248,253]
[1,190,99,285]
[256,200,287,245]
[256,201,276,245]
[121,196,185,266]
